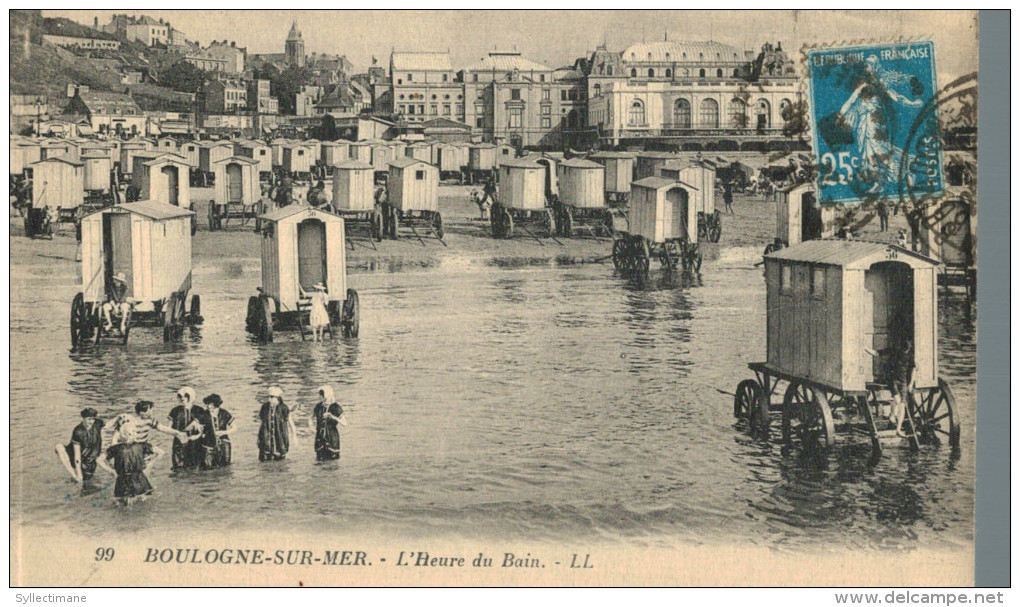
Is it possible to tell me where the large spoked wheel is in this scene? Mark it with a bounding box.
[682,241,703,274]
[734,379,767,437]
[659,240,680,271]
[636,237,650,274]
[341,289,360,338]
[433,212,444,240]
[611,239,625,270]
[70,293,92,348]
[909,378,961,448]
[782,382,835,452]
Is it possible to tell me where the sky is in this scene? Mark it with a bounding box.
[45,10,978,81]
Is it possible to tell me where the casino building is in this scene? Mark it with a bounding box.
[584,40,804,149]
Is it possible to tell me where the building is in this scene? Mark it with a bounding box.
[294,85,323,117]
[10,94,51,134]
[247,79,279,115]
[461,52,587,148]
[584,40,801,148]
[390,51,464,124]
[63,88,147,136]
[285,21,305,66]
[205,41,247,74]
[168,27,189,47]
[42,35,120,50]
[307,53,353,87]
[185,48,229,72]
[314,82,368,116]
[124,16,169,46]
[202,78,248,113]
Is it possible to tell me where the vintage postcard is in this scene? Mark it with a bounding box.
[9,10,980,587]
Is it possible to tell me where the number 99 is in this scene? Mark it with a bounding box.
[94,547,115,561]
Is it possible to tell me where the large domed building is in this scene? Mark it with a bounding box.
[585,40,802,148]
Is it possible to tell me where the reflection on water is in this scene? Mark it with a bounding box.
[10,249,975,550]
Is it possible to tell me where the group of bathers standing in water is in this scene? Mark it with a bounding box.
[56,385,348,504]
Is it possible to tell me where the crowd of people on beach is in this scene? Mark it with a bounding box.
[55,385,348,504]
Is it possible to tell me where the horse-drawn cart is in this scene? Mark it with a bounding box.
[733,239,960,458]
[72,201,201,348]
[611,177,701,273]
[246,205,359,342]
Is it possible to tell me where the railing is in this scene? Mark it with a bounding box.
[617,126,789,139]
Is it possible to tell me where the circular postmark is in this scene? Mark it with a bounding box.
[897,72,978,258]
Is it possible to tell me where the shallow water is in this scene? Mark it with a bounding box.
[10,244,976,551]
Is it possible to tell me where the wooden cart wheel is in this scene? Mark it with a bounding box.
[341,289,360,338]
[433,212,444,240]
[70,293,89,348]
[611,239,625,270]
[909,378,961,448]
[782,382,835,452]
[687,242,703,274]
[258,295,274,343]
[503,209,514,239]
[697,216,708,240]
[245,295,260,334]
[733,379,765,434]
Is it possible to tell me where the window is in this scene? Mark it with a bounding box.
[541,105,551,115]
[673,98,691,128]
[780,265,792,293]
[444,94,451,100]
[665,68,672,78]
[630,68,637,77]
[508,107,523,128]
[407,105,415,115]
[443,105,451,115]
[699,68,706,78]
[779,98,793,124]
[432,94,437,100]
[728,98,747,127]
[473,73,479,82]
[561,90,567,101]
[541,117,551,129]
[717,68,723,78]
[542,89,550,101]
[442,74,448,82]
[430,104,438,115]
[593,84,601,96]
[607,66,613,76]
[811,267,825,298]
[733,68,740,77]
[397,79,402,85]
[476,117,484,127]
[648,68,655,78]
[699,98,719,128]
[510,89,521,101]
[628,99,645,125]
[540,74,545,82]
[415,170,425,180]
[407,74,413,81]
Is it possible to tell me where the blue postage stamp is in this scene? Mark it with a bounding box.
[807,41,943,206]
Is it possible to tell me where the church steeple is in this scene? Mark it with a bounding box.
[285,20,305,66]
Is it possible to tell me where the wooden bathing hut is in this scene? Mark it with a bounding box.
[634,151,678,181]
[129,154,192,235]
[387,140,407,160]
[282,143,314,178]
[764,182,836,254]
[82,150,114,206]
[531,153,559,198]
[247,205,359,341]
[659,160,721,242]
[554,158,611,238]
[367,140,394,178]
[198,140,234,174]
[611,177,701,272]
[490,158,556,239]
[383,158,443,242]
[731,240,958,456]
[467,143,497,184]
[406,141,435,163]
[332,159,382,242]
[320,141,350,167]
[119,138,154,175]
[208,156,261,230]
[42,139,80,162]
[156,137,179,153]
[179,140,201,169]
[73,200,200,347]
[30,156,85,219]
[234,139,273,176]
[435,142,468,181]
[588,151,636,205]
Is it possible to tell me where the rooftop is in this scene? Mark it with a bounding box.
[391,51,452,72]
[462,52,552,73]
[622,40,745,63]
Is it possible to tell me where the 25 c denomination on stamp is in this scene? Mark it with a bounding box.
[807,41,943,206]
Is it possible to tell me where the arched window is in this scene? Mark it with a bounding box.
[699,68,706,78]
[733,68,740,77]
[728,98,747,127]
[673,98,691,128]
[755,98,771,129]
[630,68,637,78]
[716,68,723,77]
[593,84,601,97]
[665,68,672,78]
[607,66,613,76]
[628,99,645,125]
[779,98,793,124]
[648,68,655,78]
[699,98,719,128]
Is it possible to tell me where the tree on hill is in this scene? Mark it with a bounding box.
[160,60,206,94]
[255,64,311,115]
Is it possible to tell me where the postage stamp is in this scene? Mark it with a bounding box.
[807,41,943,206]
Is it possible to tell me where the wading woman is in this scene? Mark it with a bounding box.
[104,401,186,504]
[258,386,297,462]
[313,385,347,461]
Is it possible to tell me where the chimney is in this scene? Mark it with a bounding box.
[94,17,98,30]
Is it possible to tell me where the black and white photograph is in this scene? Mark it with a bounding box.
[9,9,981,587]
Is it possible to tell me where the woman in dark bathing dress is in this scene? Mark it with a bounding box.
[313,385,347,461]
[104,401,184,503]
[258,386,297,461]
